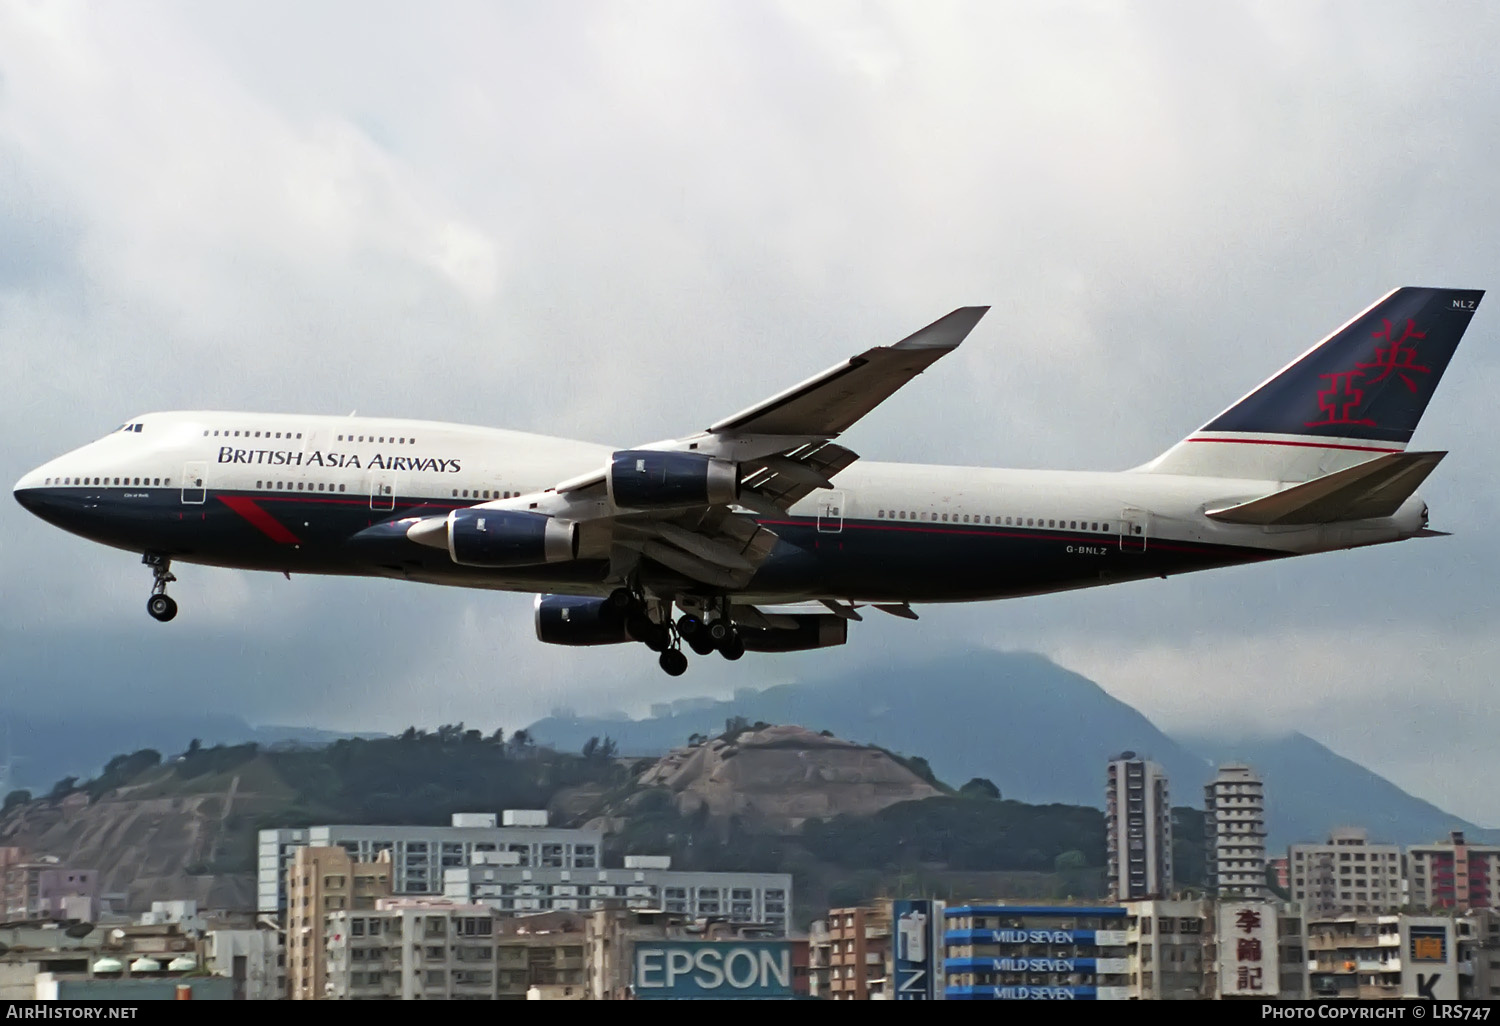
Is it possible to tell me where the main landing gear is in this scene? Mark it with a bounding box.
[677,613,744,661]
[143,553,178,622]
[606,588,744,676]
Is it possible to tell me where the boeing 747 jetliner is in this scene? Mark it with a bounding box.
[13,287,1483,674]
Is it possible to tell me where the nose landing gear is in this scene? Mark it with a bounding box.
[143,553,178,622]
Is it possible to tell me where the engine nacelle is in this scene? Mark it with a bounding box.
[607,450,738,510]
[534,594,632,646]
[739,614,848,652]
[407,509,577,567]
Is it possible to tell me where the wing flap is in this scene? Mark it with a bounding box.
[740,441,859,511]
[1205,451,1446,525]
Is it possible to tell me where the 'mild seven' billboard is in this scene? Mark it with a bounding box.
[634,941,792,999]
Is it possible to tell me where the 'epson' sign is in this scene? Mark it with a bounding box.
[634,941,792,999]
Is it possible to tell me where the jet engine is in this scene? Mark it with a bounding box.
[738,614,847,652]
[607,450,739,510]
[407,509,576,568]
[534,594,632,646]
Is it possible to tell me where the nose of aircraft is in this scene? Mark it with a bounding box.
[14,466,45,512]
[13,463,67,523]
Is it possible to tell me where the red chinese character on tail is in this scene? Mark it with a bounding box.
[1357,318,1431,392]
[1305,371,1378,428]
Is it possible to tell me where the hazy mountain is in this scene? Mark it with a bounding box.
[0,712,385,797]
[1177,730,1494,849]
[525,649,1494,850]
[529,649,1211,802]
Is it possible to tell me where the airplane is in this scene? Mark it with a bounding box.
[13,286,1483,676]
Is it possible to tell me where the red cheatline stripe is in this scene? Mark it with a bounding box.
[752,518,1276,558]
[218,495,302,544]
[1187,436,1402,454]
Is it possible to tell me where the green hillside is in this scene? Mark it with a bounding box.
[0,723,1162,924]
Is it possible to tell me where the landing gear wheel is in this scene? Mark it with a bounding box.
[718,634,745,661]
[142,553,178,623]
[659,649,688,676]
[676,614,703,638]
[707,620,730,643]
[606,587,635,612]
[686,633,716,656]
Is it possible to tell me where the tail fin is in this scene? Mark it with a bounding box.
[1140,287,1483,480]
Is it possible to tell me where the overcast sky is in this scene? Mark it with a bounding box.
[4,1,1498,825]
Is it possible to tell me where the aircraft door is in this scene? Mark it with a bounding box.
[816,490,845,534]
[369,470,396,512]
[1120,507,1148,552]
[181,461,207,504]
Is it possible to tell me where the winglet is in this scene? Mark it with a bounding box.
[891,306,991,351]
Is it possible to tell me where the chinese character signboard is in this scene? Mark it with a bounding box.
[1400,919,1457,1000]
[634,941,792,1000]
[894,899,942,1000]
[1217,902,1279,997]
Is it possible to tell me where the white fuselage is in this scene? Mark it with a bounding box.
[13,410,1427,604]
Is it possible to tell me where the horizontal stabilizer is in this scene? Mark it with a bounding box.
[1205,451,1446,525]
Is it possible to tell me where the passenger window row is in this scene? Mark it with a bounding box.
[453,489,516,500]
[197,428,420,444]
[875,509,1113,533]
[202,429,305,439]
[257,481,348,492]
[47,476,169,487]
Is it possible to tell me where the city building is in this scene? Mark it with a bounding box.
[1,857,97,922]
[1214,900,1309,999]
[1407,831,1499,910]
[1307,914,1461,1000]
[1119,899,1211,999]
[0,923,102,999]
[1274,903,1311,998]
[811,904,892,999]
[1269,857,1290,891]
[1289,828,1403,917]
[1458,907,1500,999]
[1105,753,1173,901]
[259,810,602,913]
[442,854,791,936]
[285,846,393,1000]
[590,907,806,999]
[34,974,234,1001]
[203,928,280,1001]
[944,904,1132,1000]
[1204,764,1267,899]
[324,901,587,1000]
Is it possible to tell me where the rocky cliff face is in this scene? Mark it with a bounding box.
[635,725,941,832]
[0,777,267,914]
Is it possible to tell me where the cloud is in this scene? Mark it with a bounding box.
[3,2,1498,829]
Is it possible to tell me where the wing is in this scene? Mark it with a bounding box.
[417,306,988,591]
[708,306,991,436]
